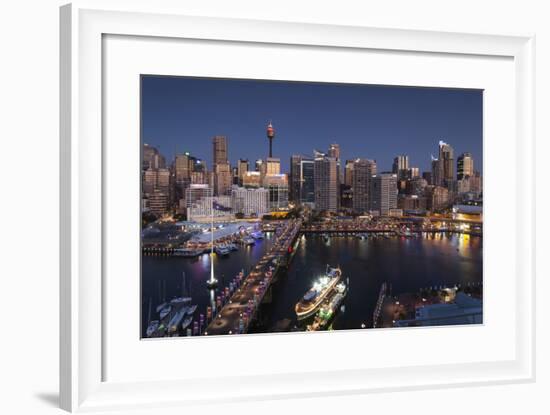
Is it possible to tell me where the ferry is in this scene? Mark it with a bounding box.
[173,248,203,257]
[308,281,348,331]
[295,266,342,320]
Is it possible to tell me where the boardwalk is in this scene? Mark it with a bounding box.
[205,219,302,335]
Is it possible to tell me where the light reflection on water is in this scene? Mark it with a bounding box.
[141,233,482,335]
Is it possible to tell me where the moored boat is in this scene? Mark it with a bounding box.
[295,266,342,320]
[159,304,172,320]
[173,248,203,257]
[146,320,159,337]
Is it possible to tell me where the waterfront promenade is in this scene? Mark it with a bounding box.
[205,219,302,335]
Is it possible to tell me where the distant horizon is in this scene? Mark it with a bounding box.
[141,76,483,175]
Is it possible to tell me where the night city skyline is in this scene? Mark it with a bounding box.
[141,76,483,174]
[141,75,483,339]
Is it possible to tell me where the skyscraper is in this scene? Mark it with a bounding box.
[266,122,275,158]
[265,158,281,176]
[457,152,474,180]
[289,155,302,202]
[369,173,398,216]
[212,136,228,169]
[237,158,249,185]
[392,155,409,180]
[314,152,338,212]
[264,174,289,210]
[212,136,231,196]
[352,158,377,213]
[142,144,166,170]
[431,155,443,187]
[344,160,355,186]
[214,162,232,196]
[328,143,340,160]
[290,155,315,205]
[439,140,455,186]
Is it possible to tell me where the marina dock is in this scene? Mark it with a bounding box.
[205,219,302,335]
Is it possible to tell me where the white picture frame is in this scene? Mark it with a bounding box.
[60,1,535,412]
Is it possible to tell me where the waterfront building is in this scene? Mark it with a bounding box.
[148,189,169,216]
[314,151,339,212]
[392,155,409,180]
[340,184,353,210]
[457,152,474,180]
[231,185,269,218]
[187,184,233,222]
[394,292,482,327]
[398,194,428,212]
[425,185,450,211]
[369,173,398,216]
[352,158,377,213]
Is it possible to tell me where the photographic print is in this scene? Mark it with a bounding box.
[140,76,483,338]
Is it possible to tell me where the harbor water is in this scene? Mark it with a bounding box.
[141,232,482,336]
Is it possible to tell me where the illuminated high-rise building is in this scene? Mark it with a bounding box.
[314,151,339,212]
[352,158,377,213]
[237,159,249,185]
[369,173,398,216]
[438,140,455,186]
[457,152,474,180]
[344,160,355,186]
[290,155,314,205]
[214,162,232,196]
[392,155,409,180]
[212,136,228,169]
[142,143,166,170]
[328,143,340,160]
[265,157,281,175]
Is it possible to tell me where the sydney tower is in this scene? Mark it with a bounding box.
[266,121,275,157]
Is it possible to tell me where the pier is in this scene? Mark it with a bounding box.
[205,219,302,335]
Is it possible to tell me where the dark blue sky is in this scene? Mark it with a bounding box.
[141,76,482,174]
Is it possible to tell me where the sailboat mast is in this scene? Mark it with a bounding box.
[210,196,214,283]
